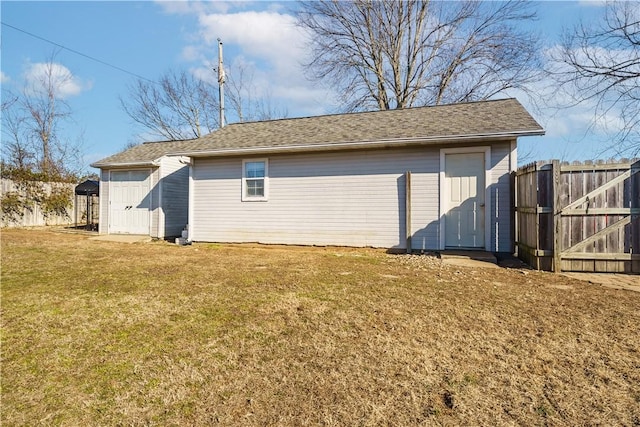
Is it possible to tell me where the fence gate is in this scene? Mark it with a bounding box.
[515,159,639,273]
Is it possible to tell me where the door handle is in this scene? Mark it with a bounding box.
[479,203,485,207]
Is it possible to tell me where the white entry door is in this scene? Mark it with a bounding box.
[109,170,151,234]
[444,153,485,248]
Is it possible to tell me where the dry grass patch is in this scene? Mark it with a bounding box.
[1,229,639,426]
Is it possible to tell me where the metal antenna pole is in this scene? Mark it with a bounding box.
[217,38,225,128]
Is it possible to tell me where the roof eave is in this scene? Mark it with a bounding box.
[175,129,545,158]
[90,159,161,169]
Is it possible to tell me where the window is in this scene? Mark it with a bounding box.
[242,159,268,201]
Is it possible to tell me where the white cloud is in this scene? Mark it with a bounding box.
[198,11,296,48]
[23,62,90,99]
[196,10,330,116]
[154,0,208,16]
[578,0,607,7]
[197,11,306,70]
[155,1,245,16]
[157,2,332,118]
[181,45,202,62]
[0,71,10,84]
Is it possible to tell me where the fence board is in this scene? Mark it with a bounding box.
[594,166,607,255]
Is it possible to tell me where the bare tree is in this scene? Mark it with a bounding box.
[1,59,83,179]
[226,63,288,123]
[23,62,72,175]
[297,0,540,112]
[226,63,253,123]
[120,70,220,141]
[122,66,287,140]
[1,95,34,171]
[549,1,640,156]
[253,89,288,122]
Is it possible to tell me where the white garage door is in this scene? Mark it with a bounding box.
[109,170,151,234]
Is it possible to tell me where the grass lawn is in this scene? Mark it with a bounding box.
[1,229,639,426]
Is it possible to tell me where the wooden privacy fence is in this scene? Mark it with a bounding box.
[515,159,640,273]
[1,179,75,228]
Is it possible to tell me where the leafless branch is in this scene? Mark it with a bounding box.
[549,0,640,156]
[297,0,541,112]
[225,62,288,123]
[120,70,219,141]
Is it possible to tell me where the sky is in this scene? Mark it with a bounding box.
[0,1,626,173]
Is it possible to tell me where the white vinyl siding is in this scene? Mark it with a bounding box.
[190,143,513,250]
[149,167,161,237]
[192,147,438,249]
[98,169,109,235]
[159,157,189,238]
[490,141,514,252]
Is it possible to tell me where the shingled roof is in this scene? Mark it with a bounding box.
[91,139,197,168]
[177,98,543,157]
[92,98,543,166]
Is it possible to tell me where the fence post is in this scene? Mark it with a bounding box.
[632,160,640,273]
[406,171,412,254]
[552,160,562,272]
[510,171,516,255]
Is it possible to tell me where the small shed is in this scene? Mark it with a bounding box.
[75,179,99,231]
[91,140,193,239]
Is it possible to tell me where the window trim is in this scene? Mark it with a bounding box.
[242,158,269,202]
